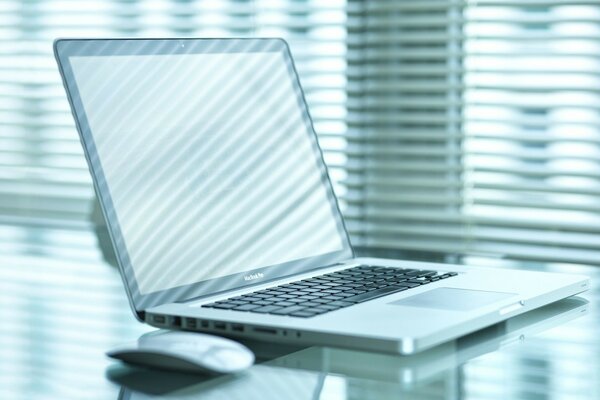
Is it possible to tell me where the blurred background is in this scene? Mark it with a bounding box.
[1,2,600,399]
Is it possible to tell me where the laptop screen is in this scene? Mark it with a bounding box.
[58,39,351,303]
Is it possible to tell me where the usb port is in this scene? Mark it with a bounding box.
[214,322,226,330]
[231,324,244,332]
[253,327,277,335]
[153,315,166,324]
[186,318,197,328]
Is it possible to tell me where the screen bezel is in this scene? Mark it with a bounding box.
[54,38,354,316]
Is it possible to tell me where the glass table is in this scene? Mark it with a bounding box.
[1,224,598,399]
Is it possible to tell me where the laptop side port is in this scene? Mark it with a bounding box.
[253,327,277,335]
[214,322,226,330]
[231,324,244,332]
[185,318,197,329]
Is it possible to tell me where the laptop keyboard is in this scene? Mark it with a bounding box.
[202,265,458,318]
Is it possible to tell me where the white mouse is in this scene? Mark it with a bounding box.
[106,330,255,374]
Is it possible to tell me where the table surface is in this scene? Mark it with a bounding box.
[1,224,599,400]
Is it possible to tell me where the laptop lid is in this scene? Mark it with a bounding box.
[54,38,353,316]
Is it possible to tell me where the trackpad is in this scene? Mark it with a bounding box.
[389,287,516,311]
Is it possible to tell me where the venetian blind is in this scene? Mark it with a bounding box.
[345,0,600,265]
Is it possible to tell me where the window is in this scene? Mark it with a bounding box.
[462,2,600,265]
[346,0,600,266]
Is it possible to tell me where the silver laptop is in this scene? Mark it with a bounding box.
[54,38,589,354]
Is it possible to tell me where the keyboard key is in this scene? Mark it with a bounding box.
[253,300,275,305]
[279,294,297,299]
[239,296,262,302]
[274,301,295,307]
[322,295,343,301]
[276,287,296,292]
[306,307,330,314]
[266,291,286,296]
[348,290,366,294]
[289,311,317,318]
[233,304,261,311]
[298,295,318,300]
[289,291,310,296]
[252,305,282,313]
[396,282,420,288]
[270,305,306,315]
[303,288,321,292]
[268,297,290,303]
[344,286,407,303]
[403,271,424,277]
[346,283,365,288]
[298,301,320,307]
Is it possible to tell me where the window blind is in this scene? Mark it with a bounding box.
[0,0,349,227]
[344,0,466,255]
[345,0,600,265]
[462,1,600,264]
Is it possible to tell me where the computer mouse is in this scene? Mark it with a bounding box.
[106,330,255,374]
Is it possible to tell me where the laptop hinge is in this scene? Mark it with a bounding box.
[175,262,348,304]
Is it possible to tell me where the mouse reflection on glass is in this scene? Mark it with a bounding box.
[106,330,255,374]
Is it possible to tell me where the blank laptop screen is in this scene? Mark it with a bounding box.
[69,49,345,295]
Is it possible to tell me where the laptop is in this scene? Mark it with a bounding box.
[54,38,590,354]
